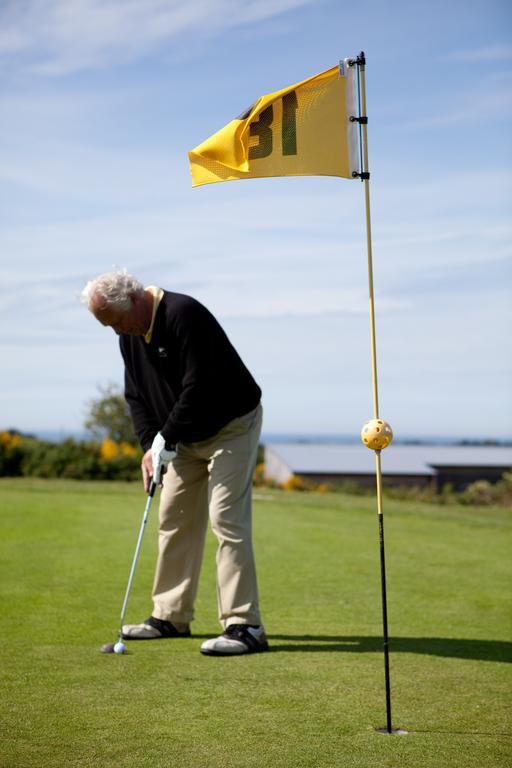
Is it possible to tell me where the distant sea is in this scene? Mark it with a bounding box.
[263,433,511,446]
[27,429,511,447]
[32,429,90,442]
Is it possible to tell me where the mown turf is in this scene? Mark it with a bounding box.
[0,478,510,767]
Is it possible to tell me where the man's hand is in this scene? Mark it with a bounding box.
[143,432,176,490]
[141,450,154,493]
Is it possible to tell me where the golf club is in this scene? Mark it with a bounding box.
[101,479,156,654]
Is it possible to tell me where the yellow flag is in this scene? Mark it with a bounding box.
[189,62,360,187]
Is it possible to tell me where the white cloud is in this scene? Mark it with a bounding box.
[0,0,315,75]
[443,44,512,62]
[1,168,509,325]
[0,142,183,206]
[398,72,512,129]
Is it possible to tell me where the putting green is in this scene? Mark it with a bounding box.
[0,479,510,767]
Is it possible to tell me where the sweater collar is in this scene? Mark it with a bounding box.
[144,286,164,344]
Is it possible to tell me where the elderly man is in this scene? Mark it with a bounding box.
[81,269,267,655]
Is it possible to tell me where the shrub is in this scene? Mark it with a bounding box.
[0,431,25,476]
[281,474,307,491]
[0,434,142,481]
[20,439,102,480]
[252,462,267,487]
[280,476,332,493]
[100,438,139,462]
[459,478,512,507]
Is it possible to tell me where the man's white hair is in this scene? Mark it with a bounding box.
[80,269,145,311]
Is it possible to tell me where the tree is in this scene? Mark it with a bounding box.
[85,383,137,445]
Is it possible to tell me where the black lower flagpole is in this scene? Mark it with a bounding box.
[376,451,392,733]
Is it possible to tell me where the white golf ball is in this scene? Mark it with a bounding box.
[114,642,126,655]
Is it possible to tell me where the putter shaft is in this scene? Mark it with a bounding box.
[118,481,156,635]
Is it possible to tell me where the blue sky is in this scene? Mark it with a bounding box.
[1,0,511,440]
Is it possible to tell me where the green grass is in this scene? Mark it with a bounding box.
[0,478,511,768]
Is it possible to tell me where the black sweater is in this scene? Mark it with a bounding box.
[119,291,261,451]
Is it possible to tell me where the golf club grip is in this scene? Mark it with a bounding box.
[148,479,157,497]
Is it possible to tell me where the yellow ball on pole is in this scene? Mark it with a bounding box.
[361,419,393,450]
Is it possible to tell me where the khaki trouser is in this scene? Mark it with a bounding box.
[152,403,263,629]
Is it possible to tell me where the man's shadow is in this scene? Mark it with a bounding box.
[267,635,512,663]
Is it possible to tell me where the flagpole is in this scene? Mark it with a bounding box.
[350,52,398,736]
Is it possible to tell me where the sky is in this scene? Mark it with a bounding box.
[1,0,511,441]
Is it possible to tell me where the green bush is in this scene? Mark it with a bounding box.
[0,432,141,482]
[20,439,100,479]
[2,430,511,504]
[459,475,512,506]
[100,453,141,481]
[0,431,25,476]
[256,463,512,507]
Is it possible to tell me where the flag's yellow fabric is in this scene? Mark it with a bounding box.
[189,63,359,187]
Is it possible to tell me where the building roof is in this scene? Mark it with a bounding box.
[265,443,512,477]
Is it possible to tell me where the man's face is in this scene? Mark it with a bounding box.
[91,293,149,336]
